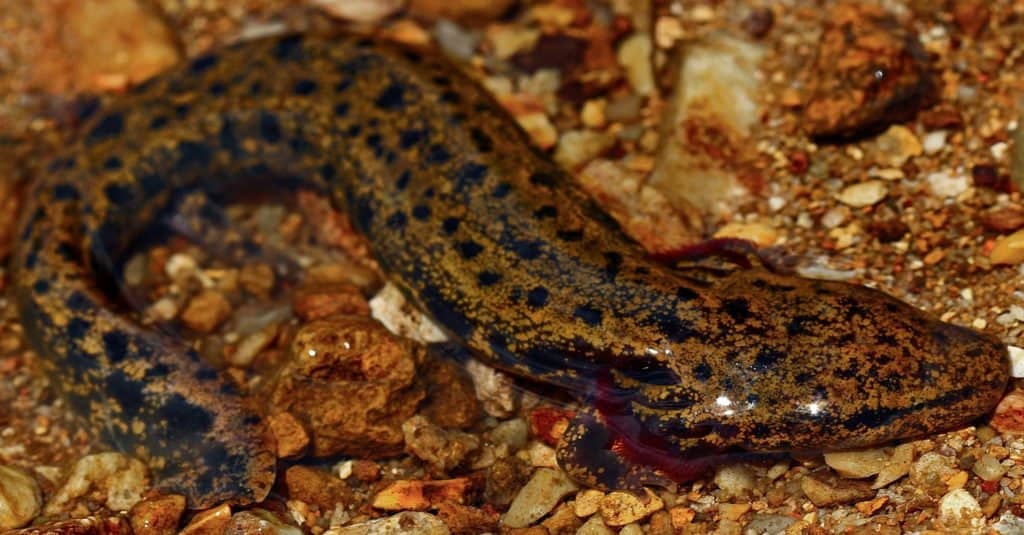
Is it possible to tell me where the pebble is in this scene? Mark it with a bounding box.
[800,475,874,507]
[502,468,579,528]
[926,171,970,198]
[324,511,449,535]
[599,488,664,526]
[369,283,448,344]
[576,515,615,535]
[402,415,480,472]
[922,130,948,154]
[44,452,148,515]
[573,489,605,517]
[239,263,275,298]
[433,20,480,62]
[823,448,889,479]
[181,290,232,333]
[371,478,471,511]
[837,180,888,207]
[128,494,186,535]
[180,504,232,535]
[410,0,516,24]
[872,442,916,488]
[266,412,310,459]
[224,509,303,534]
[281,466,352,511]
[989,229,1024,265]
[617,33,655,96]
[909,451,957,495]
[0,465,41,529]
[310,0,404,24]
[938,488,982,523]
[1008,345,1024,378]
[488,418,529,451]
[713,222,778,247]
[485,25,540,60]
[972,454,1007,482]
[991,389,1024,434]
[873,125,922,167]
[554,129,615,169]
[713,464,756,499]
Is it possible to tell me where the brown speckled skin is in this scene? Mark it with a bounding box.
[12,35,1009,506]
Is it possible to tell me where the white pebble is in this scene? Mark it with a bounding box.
[837,181,887,207]
[922,130,947,154]
[1008,345,1024,378]
[768,196,786,212]
[938,488,981,523]
[926,171,969,198]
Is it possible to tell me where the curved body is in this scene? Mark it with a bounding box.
[12,35,1009,506]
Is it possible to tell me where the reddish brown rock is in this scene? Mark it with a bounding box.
[803,3,936,139]
[280,466,353,511]
[267,316,425,458]
[128,494,186,535]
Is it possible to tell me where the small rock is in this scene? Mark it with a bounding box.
[972,454,1007,482]
[267,412,310,459]
[514,112,559,150]
[926,171,970,198]
[824,448,889,479]
[179,503,231,535]
[511,34,588,74]
[402,415,480,472]
[324,511,449,535]
[44,453,148,515]
[239,263,275,298]
[598,488,664,527]
[837,180,887,207]
[502,468,579,528]
[128,494,186,535]
[281,465,354,513]
[576,515,615,535]
[0,465,41,529]
[484,456,530,507]
[1008,346,1024,378]
[488,419,529,451]
[417,359,481,430]
[989,229,1024,265]
[269,316,425,457]
[991,388,1024,434]
[909,451,957,495]
[371,478,471,511]
[433,19,480,62]
[5,515,132,534]
[486,25,541,60]
[581,99,607,129]
[713,464,756,499]
[311,0,404,24]
[435,502,499,534]
[800,474,874,507]
[873,125,922,166]
[554,130,616,169]
[409,0,515,25]
[181,290,232,333]
[224,510,302,534]
[617,33,654,96]
[713,222,778,247]
[922,130,947,155]
[972,164,1005,190]
[981,205,1024,233]
[802,4,936,138]
[873,442,916,488]
[573,489,606,517]
[369,283,448,344]
[292,282,369,321]
[952,0,991,36]
[938,488,982,523]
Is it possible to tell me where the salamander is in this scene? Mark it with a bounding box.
[11,34,1010,507]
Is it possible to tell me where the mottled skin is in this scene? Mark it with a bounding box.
[12,35,1009,506]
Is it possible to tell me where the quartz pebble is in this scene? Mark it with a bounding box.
[1008,345,1024,378]
[44,452,148,515]
[938,488,982,523]
[927,171,970,198]
[837,180,887,207]
[502,468,579,528]
[0,465,41,529]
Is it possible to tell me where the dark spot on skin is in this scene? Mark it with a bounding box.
[293,79,318,95]
[693,362,713,382]
[533,205,557,219]
[137,173,165,200]
[189,53,218,73]
[512,239,543,260]
[105,370,146,417]
[219,118,241,154]
[354,195,374,231]
[102,330,129,363]
[194,367,219,381]
[260,112,282,143]
[208,82,226,96]
[442,217,460,235]
[425,145,451,165]
[335,78,353,92]
[149,116,168,130]
[412,204,431,221]
[574,306,603,326]
[57,242,79,263]
[176,141,213,172]
[478,271,502,286]
[386,211,407,229]
[274,35,305,61]
[105,183,133,207]
[103,156,123,170]
[649,310,697,343]
[527,286,549,308]
[470,127,493,152]
[447,112,467,125]
[420,285,474,339]
[492,182,511,198]
[885,302,901,313]
[66,317,91,340]
[86,113,124,145]
[248,81,264,95]
[375,83,407,110]
[346,124,362,137]
[174,104,190,118]
[751,348,785,373]
[603,252,623,279]
[399,128,427,149]
[676,287,699,301]
[439,90,460,104]
[786,315,816,336]
[456,240,484,259]
[334,102,350,117]
[529,171,557,187]
[556,229,584,242]
[145,363,170,378]
[722,298,752,323]
[66,291,93,313]
[320,163,336,182]
[52,183,81,201]
[395,170,411,190]
[32,280,49,294]
[157,394,215,433]
[365,133,384,157]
